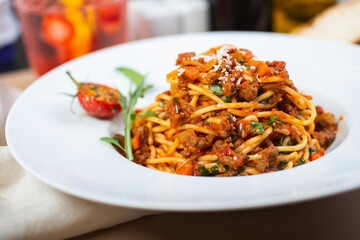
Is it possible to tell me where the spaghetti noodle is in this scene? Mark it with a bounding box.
[119,45,338,176]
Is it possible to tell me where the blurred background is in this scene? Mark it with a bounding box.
[0,0,358,75]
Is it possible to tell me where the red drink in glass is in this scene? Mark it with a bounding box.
[14,0,128,76]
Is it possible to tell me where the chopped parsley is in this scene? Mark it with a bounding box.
[237,166,246,175]
[280,135,286,146]
[224,165,230,172]
[309,148,318,155]
[299,158,306,165]
[210,166,219,174]
[221,95,233,103]
[216,160,220,165]
[251,121,265,134]
[199,166,210,176]
[136,110,158,118]
[209,83,223,95]
[159,101,165,107]
[239,60,248,64]
[173,97,178,103]
[278,160,289,170]
[263,116,282,129]
[251,116,282,134]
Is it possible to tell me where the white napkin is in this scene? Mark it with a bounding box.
[0,83,156,240]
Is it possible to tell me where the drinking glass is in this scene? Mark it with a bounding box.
[14,0,128,76]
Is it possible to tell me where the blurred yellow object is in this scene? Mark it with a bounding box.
[61,0,93,59]
[272,0,336,33]
[60,0,84,8]
[293,0,360,43]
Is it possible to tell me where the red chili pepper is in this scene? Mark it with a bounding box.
[67,71,121,118]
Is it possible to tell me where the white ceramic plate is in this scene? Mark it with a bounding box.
[6,32,360,211]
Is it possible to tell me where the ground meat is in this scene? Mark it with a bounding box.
[208,116,235,138]
[236,119,253,140]
[312,130,336,149]
[164,99,194,127]
[197,134,215,148]
[131,126,151,164]
[200,71,220,85]
[176,52,195,65]
[267,61,289,78]
[278,100,298,117]
[177,129,199,157]
[212,140,245,171]
[237,80,259,101]
[221,76,236,97]
[253,145,279,173]
[132,125,149,145]
[315,112,337,132]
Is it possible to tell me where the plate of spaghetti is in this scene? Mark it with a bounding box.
[6,32,360,211]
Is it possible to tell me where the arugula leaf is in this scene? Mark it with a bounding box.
[137,111,158,118]
[100,137,125,152]
[209,83,223,95]
[139,85,153,98]
[116,67,144,87]
[251,121,265,134]
[109,67,146,161]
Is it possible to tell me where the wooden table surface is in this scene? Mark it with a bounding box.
[2,69,360,240]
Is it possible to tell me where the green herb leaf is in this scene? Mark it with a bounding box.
[221,96,232,103]
[278,160,289,170]
[238,166,246,175]
[216,160,220,165]
[130,112,137,120]
[137,111,158,118]
[173,97,178,103]
[239,60,248,64]
[263,115,282,129]
[251,121,265,134]
[299,158,306,165]
[116,67,145,87]
[199,166,210,176]
[117,89,127,110]
[209,84,223,95]
[280,135,286,146]
[159,101,165,107]
[100,137,125,152]
[139,85,153,98]
[210,166,219,174]
[224,165,230,172]
[113,68,146,161]
[309,148,318,155]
